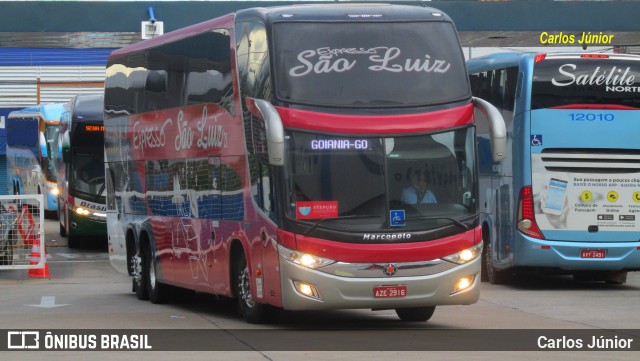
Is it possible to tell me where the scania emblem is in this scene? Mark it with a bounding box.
[383,264,397,276]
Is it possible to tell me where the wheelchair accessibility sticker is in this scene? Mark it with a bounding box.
[390,210,406,227]
[531,135,542,146]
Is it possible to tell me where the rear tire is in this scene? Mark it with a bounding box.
[604,271,627,285]
[395,306,436,322]
[574,271,627,284]
[145,245,170,304]
[135,248,149,301]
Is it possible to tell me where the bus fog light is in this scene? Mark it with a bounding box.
[293,281,322,300]
[451,275,475,294]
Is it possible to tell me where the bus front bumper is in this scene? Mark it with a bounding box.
[69,212,107,238]
[279,255,480,311]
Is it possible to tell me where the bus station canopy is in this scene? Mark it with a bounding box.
[0,1,639,49]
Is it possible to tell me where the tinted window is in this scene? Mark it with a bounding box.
[273,21,469,107]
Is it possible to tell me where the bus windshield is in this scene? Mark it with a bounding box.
[71,151,105,201]
[69,122,105,201]
[285,127,477,235]
[532,58,640,109]
[43,123,59,181]
[272,21,469,107]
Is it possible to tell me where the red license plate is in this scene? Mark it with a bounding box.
[581,249,606,258]
[373,285,407,298]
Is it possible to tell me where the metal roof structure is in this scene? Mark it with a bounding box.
[0,1,639,49]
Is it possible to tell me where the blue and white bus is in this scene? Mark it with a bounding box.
[468,52,640,284]
[7,103,64,217]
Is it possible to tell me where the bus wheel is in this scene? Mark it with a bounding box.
[145,245,169,304]
[480,227,489,282]
[58,202,67,237]
[133,251,149,301]
[233,252,275,324]
[395,306,436,322]
[484,241,509,284]
[604,271,627,285]
[67,234,78,248]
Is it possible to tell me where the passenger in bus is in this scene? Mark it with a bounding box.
[401,168,437,204]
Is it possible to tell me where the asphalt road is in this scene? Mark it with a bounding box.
[0,219,638,360]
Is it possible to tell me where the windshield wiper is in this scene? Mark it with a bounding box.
[405,216,471,230]
[302,214,382,236]
[94,184,106,203]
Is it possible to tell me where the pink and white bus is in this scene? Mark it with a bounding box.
[105,4,505,323]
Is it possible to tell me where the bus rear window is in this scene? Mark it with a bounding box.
[272,21,469,108]
[532,59,640,109]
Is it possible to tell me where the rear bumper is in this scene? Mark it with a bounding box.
[514,235,640,271]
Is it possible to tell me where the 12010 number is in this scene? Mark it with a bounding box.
[570,113,614,121]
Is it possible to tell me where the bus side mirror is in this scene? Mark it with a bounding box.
[252,99,284,166]
[39,132,48,158]
[473,97,506,162]
[61,132,71,164]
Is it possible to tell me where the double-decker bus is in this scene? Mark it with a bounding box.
[57,94,107,248]
[7,103,64,217]
[105,4,505,323]
[468,52,640,284]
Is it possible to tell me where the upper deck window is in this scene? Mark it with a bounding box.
[272,21,469,108]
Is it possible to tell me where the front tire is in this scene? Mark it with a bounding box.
[483,240,509,284]
[395,306,436,322]
[233,251,276,324]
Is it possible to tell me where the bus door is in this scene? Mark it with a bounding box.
[247,155,280,306]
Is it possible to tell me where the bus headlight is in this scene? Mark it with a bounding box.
[74,206,91,216]
[72,206,106,218]
[441,243,483,265]
[51,188,60,196]
[278,244,336,269]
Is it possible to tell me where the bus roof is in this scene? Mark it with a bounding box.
[8,103,65,122]
[467,51,640,73]
[234,3,453,23]
[69,94,104,122]
[109,4,453,61]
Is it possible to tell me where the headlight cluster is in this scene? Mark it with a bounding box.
[73,206,106,218]
[441,242,483,264]
[278,244,336,269]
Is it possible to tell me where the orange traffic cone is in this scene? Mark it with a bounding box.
[28,240,51,279]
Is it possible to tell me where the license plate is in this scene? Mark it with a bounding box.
[581,249,606,258]
[373,285,407,298]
